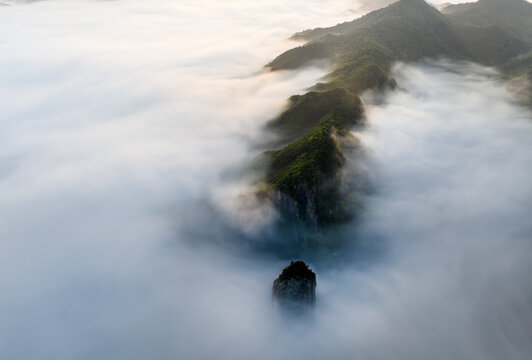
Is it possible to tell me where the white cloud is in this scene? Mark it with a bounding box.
[0,1,531,360]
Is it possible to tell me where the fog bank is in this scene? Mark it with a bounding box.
[349,61,532,359]
[0,1,351,358]
[1,1,532,360]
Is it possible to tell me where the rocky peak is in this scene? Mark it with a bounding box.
[272,261,316,311]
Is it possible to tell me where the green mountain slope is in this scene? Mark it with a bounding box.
[266,88,364,142]
[261,0,532,242]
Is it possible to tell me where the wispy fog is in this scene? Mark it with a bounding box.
[1,1,531,359]
[0,1,353,358]
[348,61,532,359]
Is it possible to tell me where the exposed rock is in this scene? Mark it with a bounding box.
[272,261,316,311]
[272,184,318,238]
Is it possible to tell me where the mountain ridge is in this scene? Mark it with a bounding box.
[258,0,532,249]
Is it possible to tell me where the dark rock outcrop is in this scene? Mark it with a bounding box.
[272,261,316,311]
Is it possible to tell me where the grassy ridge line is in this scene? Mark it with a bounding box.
[262,89,364,228]
[266,88,364,142]
[261,0,532,232]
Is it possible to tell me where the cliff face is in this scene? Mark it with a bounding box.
[273,261,316,311]
[272,185,318,237]
[264,89,365,244]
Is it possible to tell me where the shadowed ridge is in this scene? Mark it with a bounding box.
[443,0,532,47]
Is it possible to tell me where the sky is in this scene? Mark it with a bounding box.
[0,1,531,359]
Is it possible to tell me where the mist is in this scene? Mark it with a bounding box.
[1,0,532,359]
[348,61,532,359]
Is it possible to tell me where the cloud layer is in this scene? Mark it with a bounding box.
[0,1,531,360]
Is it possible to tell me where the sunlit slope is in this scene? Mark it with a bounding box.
[262,0,532,235]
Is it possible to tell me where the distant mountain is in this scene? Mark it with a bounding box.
[260,0,532,245]
[270,0,530,74]
[443,0,532,45]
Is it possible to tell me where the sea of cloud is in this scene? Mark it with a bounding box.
[0,0,361,358]
[1,0,531,359]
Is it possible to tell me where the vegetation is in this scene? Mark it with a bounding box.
[270,0,532,71]
[274,261,316,284]
[267,87,363,142]
[265,88,363,227]
[267,118,343,190]
[266,116,349,226]
[443,0,532,47]
[262,0,532,236]
[267,42,331,71]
